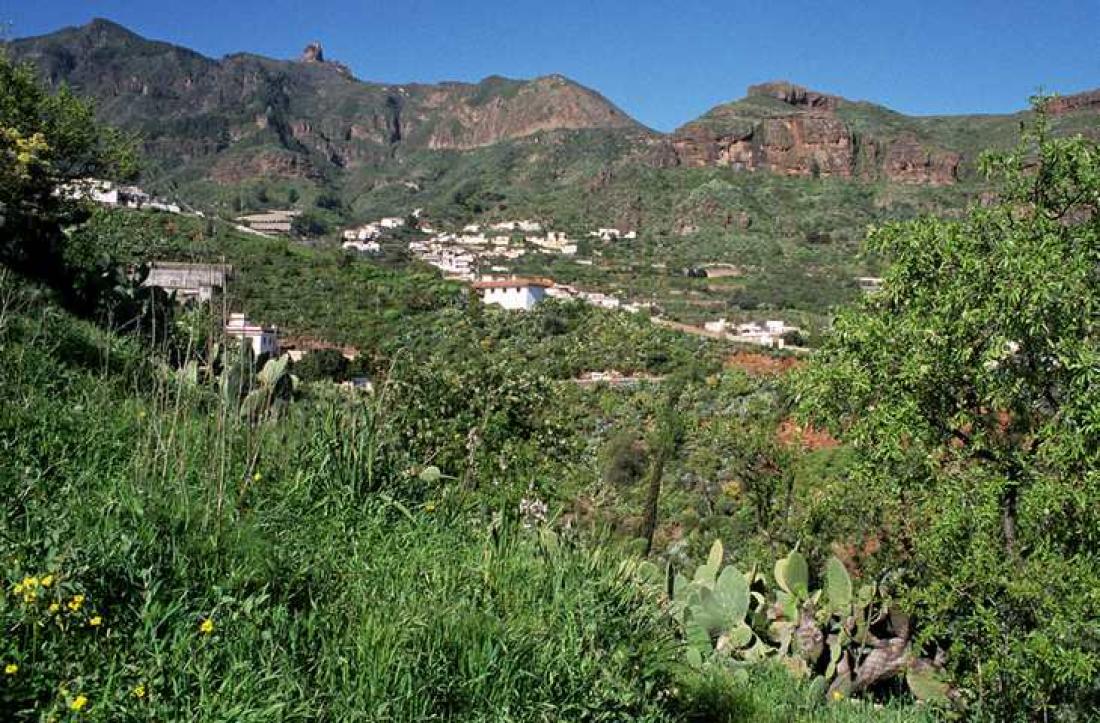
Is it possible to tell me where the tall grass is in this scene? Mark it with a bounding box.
[0,273,929,721]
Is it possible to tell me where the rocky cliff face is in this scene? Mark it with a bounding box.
[669,82,961,185]
[670,114,854,177]
[6,21,1095,195]
[5,20,643,181]
[1047,89,1100,116]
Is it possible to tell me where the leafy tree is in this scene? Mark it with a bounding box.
[794,105,1099,718]
[601,431,647,488]
[314,190,342,211]
[294,348,350,382]
[0,53,135,285]
[291,210,331,237]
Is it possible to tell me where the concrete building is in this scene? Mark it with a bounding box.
[143,262,232,303]
[225,313,279,357]
[473,278,552,311]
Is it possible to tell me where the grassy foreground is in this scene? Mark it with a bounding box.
[0,274,927,721]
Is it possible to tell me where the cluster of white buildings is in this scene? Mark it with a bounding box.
[587,227,638,242]
[703,319,802,349]
[547,282,652,314]
[340,211,426,254]
[470,274,653,315]
[339,213,639,274]
[61,178,182,214]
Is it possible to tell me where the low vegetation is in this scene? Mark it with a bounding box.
[2,51,1098,721]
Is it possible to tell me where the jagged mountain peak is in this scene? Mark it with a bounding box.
[6,19,646,183]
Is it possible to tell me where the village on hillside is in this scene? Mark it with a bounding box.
[68,180,809,361]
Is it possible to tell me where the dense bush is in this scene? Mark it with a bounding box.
[0,53,135,313]
[795,109,1100,719]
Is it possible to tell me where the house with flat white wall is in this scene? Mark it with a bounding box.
[342,240,381,254]
[225,313,279,357]
[473,278,552,311]
[704,318,729,334]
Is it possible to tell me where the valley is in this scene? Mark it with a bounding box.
[1,13,1098,722]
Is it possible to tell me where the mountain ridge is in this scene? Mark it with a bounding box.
[4,19,1098,208]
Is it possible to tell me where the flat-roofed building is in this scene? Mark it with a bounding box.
[473,277,553,311]
[143,262,232,303]
[225,313,279,357]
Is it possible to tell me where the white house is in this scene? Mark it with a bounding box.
[704,319,729,334]
[225,313,279,357]
[342,240,381,254]
[473,278,552,311]
[379,217,405,229]
[343,223,381,241]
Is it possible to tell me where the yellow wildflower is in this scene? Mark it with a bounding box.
[48,602,60,614]
[13,583,24,594]
[22,591,37,604]
[831,690,844,701]
[200,618,215,635]
[67,594,85,612]
[70,695,88,712]
[22,576,38,588]
[89,615,102,627]
[4,664,17,676]
[424,501,437,513]
[132,684,146,699]
[253,472,262,482]
[40,575,54,588]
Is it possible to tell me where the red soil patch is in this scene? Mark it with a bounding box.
[776,418,838,451]
[724,352,803,376]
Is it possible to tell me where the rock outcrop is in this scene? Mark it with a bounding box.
[878,135,960,186]
[299,42,324,64]
[669,81,961,184]
[1047,89,1100,116]
[746,81,839,111]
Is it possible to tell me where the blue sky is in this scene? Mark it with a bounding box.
[5,0,1098,131]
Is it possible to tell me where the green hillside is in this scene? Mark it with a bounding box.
[3,26,1099,722]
